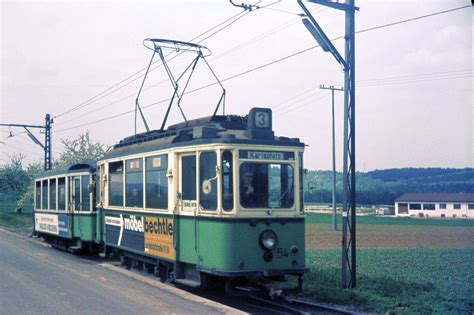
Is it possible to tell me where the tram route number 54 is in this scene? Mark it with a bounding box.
[276,247,289,259]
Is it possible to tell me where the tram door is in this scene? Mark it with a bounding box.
[177,153,199,260]
[69,176,82,232]
[179,154,197,213]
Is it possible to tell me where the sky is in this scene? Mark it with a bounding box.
[0,0,472,171]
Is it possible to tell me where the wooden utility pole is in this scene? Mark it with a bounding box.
[320,84,344,231]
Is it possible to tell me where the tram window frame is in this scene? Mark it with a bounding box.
[299,152,304,213]
[145,155,168,210]
[199,151,218,212]
[125,158,144,208]
[82,175,90,211]
[35,181,41,210]
[97,165,103,206]
[58,177,66,211]
[49,178,57,210]
[221,150,234,212]
[109,161,124,207]
[239,162,295,209]
[42,180,48,210]
[181,155,197,202]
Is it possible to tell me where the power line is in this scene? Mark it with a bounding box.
[274,90,323,112]
[54,4,471,133]
[356,4,471,35]
[1,142,43,158]
[54,70,471,133]
[55,15,303,127]
[54,9,250,119]
[54,2,276,120]
[357,69,472,84]
[55,68,470,134]
[272,86,317,109]
[359,73,472,88]
[275,93,331,117]
[54,1,319,123]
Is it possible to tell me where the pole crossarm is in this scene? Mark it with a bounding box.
[320,84,344,91]
[307,0,359,12]
[0,115,53,170]
[0,123,45,129]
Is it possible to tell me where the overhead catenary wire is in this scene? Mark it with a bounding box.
[54,70,472,134]
[275,93,331,117]
[54,14,305,127]
[54,1,270,120]
[357,69,472,85]
[53,4,471,133]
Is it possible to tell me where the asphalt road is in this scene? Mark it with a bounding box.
[0,228,236,314]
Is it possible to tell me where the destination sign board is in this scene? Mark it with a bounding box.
[239,150,294,161]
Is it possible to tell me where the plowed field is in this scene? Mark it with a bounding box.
[306,224,474,248]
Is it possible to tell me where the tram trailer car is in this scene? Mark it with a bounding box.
[34,162,98,252]
[34,107,308,290]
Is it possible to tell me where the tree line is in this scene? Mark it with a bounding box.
[304,168,474,205]
[0,132,106,209]
[1,132,472,207]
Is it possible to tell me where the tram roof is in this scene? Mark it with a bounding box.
[103,113,304,159]
[35,161,96,179]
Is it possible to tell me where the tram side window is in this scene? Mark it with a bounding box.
[42,180,48,210]
[182,155,196,201]
[222,150,233,211]
[35,181,41,209]
[146,155,168,209]
[200,151,217,211]
[82,175,90,211]
[126,159,143,208]
[109,161,124,206]
[49,178,57,210]
[58,178,66,210]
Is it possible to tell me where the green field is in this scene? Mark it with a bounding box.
[303,213,474,313]
[304,248,473,313]
[0,203,34,230]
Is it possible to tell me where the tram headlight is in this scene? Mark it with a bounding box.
[260,230,278,250]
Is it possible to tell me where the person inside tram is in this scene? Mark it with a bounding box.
[241,165,257,207]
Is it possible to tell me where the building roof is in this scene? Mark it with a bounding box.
[395,193,474,203]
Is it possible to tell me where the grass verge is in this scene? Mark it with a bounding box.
[0,203,34,230]
[304,248,474,313]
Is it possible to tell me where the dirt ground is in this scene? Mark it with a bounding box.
[306,224,474,249]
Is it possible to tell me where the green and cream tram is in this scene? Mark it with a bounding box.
[34,162,98,251]
[97,108,308,288]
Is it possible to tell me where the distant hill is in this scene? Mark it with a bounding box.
[304,168,474,205]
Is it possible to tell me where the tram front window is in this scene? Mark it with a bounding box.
[240,163,294,209]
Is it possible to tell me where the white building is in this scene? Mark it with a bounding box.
[395,193,474,219]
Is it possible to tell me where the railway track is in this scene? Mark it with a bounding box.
[244,295,354,314]
[106,258,355,314]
